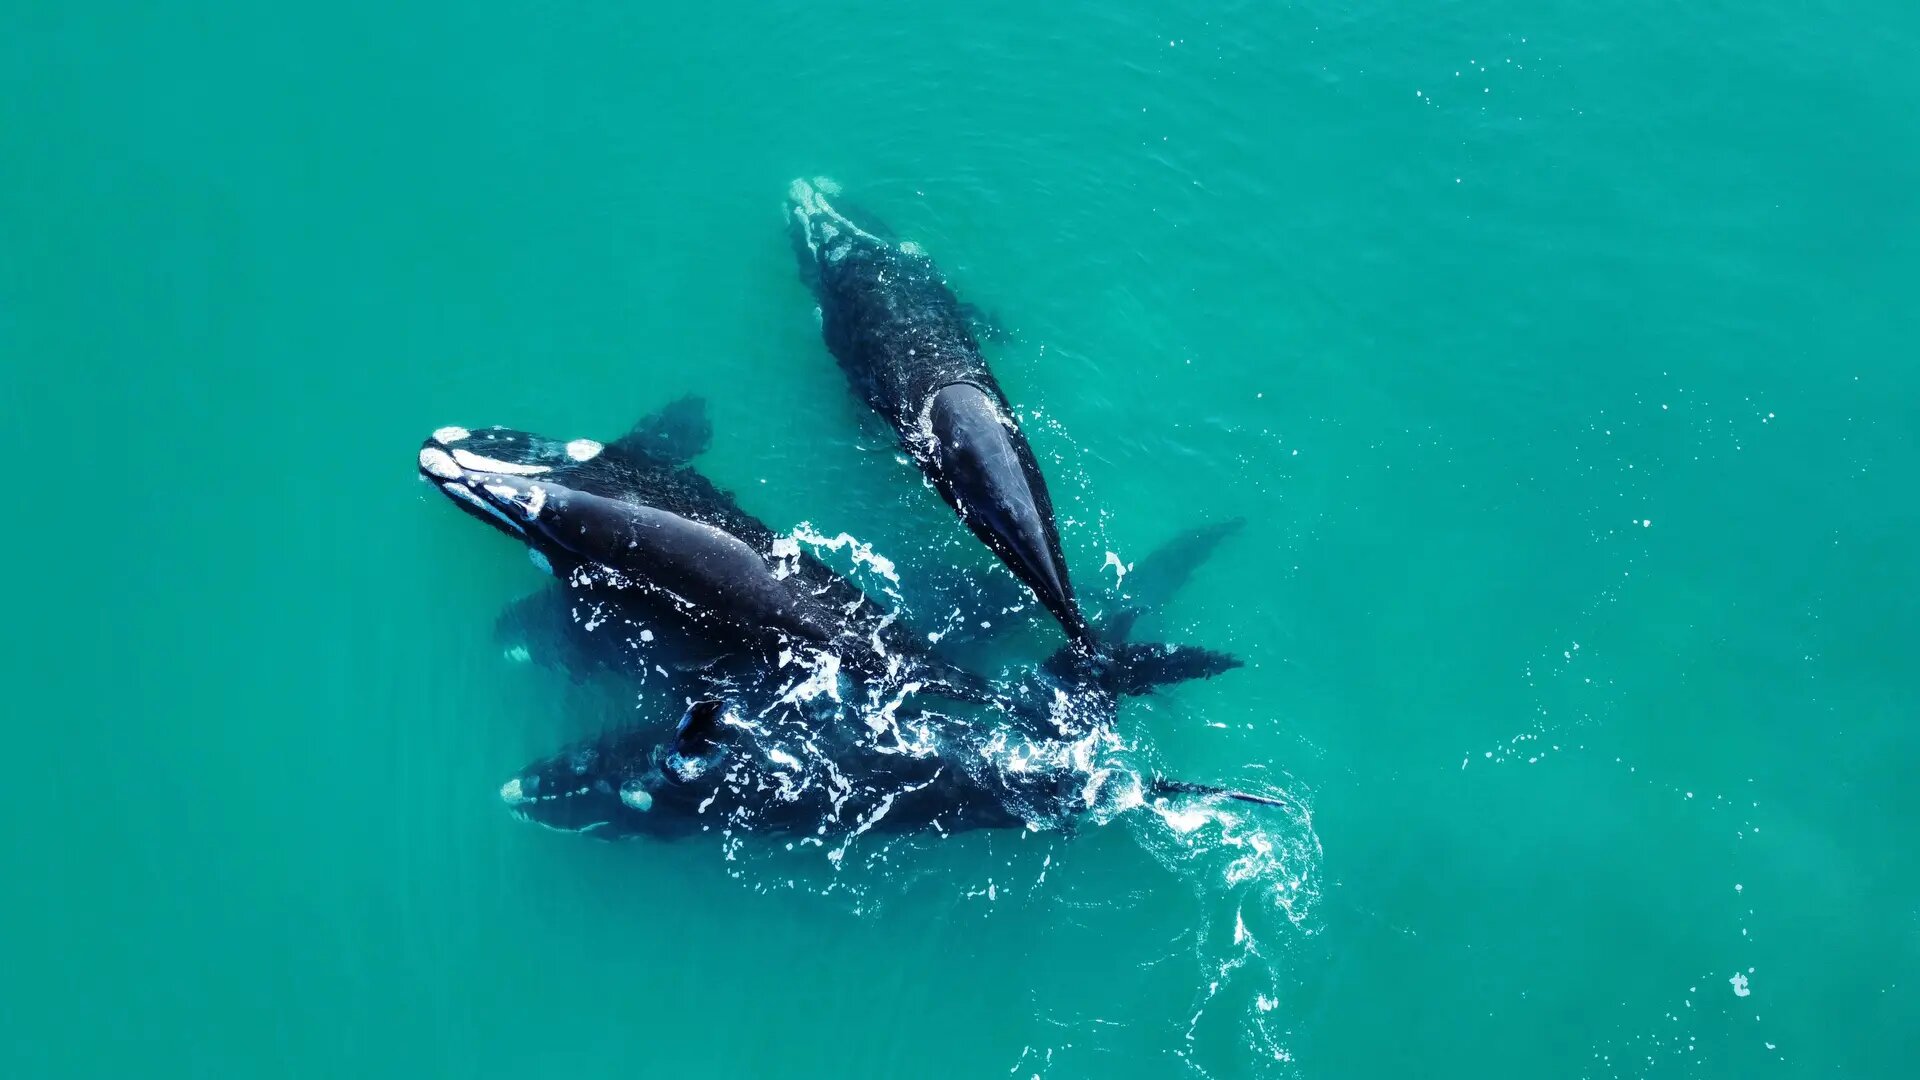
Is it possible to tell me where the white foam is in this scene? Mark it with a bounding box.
[565,438,603,462]
[768,535,802,580]
[769,650,843,708]
[1157,804,1214,834]
[418,446,462,480]
[790,524,901,588]
[451,448,550,476]
[433,426,470,444]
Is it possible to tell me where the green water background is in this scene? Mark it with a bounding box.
[5,2,1917,1076]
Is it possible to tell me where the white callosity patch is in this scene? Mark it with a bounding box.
[482,482,545,520]
[441,482,524,533]
[619,783,654,812]
[787,177,887,250]
[503,645,532,663]
[499,778,531,806]
[432,426,470,444]
[564,438,602,462]
[451,448,550,476]
[418,446,462,480]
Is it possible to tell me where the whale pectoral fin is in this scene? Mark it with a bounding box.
[612,395,713,464]
[1149,778,1292,811]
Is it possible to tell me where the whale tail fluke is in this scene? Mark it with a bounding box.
[1040,516,1247,696]
[1040,636,1242,700]
[1105,641,1243,696]
[1148,777,1292,810]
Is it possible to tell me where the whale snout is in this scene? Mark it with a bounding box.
[418,426,571,540]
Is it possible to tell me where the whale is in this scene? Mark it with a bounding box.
[499,694,1287,842]
[787,179,1089,644]
[423,400,1241,714]
[418,398,994,705]
[499,518,1261,843]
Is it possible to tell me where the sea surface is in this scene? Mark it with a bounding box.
[5,2,1917,1077]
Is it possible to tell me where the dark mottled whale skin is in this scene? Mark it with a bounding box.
[500,520,1265,844]
[418,398,992,703]
[787,179,1088,644]
[500,695,1287,842]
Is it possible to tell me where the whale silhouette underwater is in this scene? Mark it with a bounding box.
[418,182,1281,851]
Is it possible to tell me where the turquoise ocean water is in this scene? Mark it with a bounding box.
[5,3,1917,1076]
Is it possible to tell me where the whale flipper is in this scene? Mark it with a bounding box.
[1149,778,1292,810]
[493,587,593,680]
[612,395,712,465]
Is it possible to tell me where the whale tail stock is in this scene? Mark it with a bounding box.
[1042,516,1248,696]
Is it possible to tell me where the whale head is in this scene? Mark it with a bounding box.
[418,424,623,557]
[500,700,741,838]
[418,425,593,537]
[786,177,907,286]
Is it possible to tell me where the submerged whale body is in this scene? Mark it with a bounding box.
[787,179,1088,644]
[418,398,993,704]
[501,518,1260,845]
[501,694,1287,842]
